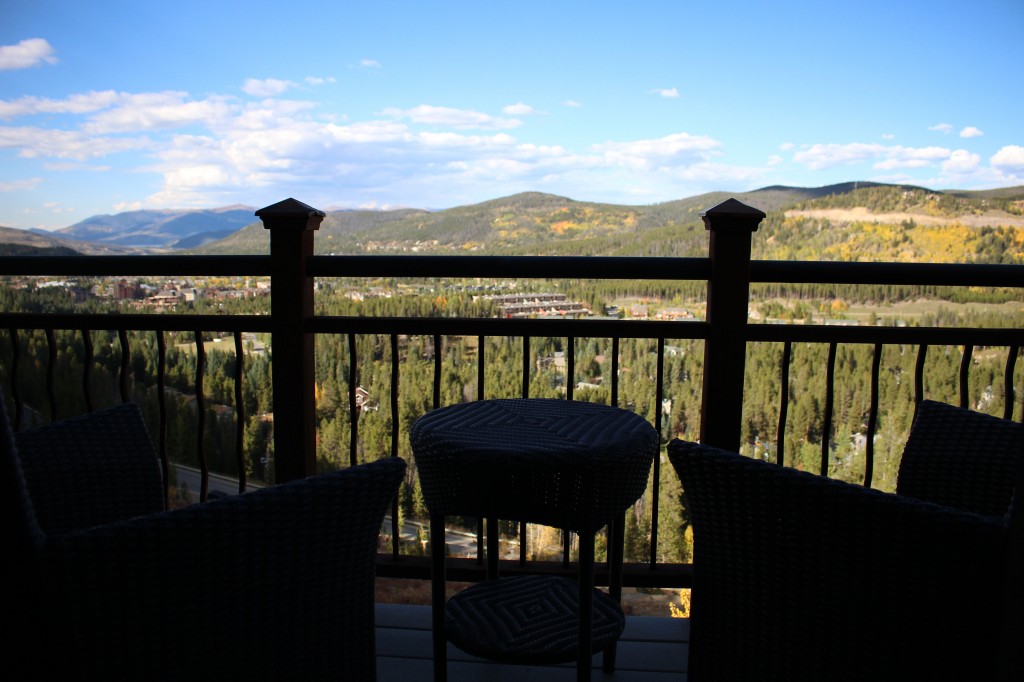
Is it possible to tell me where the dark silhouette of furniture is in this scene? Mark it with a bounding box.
[668,399,1022,681]
[411,398,658,682]
[3,394,405,681]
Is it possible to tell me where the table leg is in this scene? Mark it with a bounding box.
[430,514,448,682]
[486,516,499,580]
[578,529,595,682]
[604,513,626,672]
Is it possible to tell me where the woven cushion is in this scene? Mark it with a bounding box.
[897,399,1022,516]
[445,574,625,665]
[15,403,164,535]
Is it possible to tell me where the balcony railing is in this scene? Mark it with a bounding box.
[1,197,1021,592]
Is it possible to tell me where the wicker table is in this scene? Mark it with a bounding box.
[411,398,658,682]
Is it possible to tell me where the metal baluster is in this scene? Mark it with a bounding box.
[865,343,882,488]
[349,332,358,467]
[611,336,619,407]
[390,333,401,560]
[157,332,169,509]
[914,344,928,405]
[563,336,575,567]
[477,334,485,566]
[522,335,530,398]
[432,334,441,410]
[81,328,93,413]
[821,342,837,476]
[45,328,57,421]
[234,332,246,494]
[194,330,208,502]
[9,328,23,430]
[650,337,665,568]
[520,333,528,561]
[960,344,974,409]
[1005,345,1019,422]
[776,341,792,467]
[118,329,130,403]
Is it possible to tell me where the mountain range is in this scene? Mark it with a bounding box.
[2,182,1023,262]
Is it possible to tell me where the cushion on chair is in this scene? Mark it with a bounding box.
[15,402,165,534]
[897,399,1022,516]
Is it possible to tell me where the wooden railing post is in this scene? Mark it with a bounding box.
[256,198,325,482]
[699,198,765,452]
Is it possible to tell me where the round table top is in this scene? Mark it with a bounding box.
[411,398,658,531]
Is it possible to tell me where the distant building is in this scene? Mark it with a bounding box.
[354,386,379,412]
[115,279,144,300]
[482,293,590,318]
[68,286,89,303]
[655,307,693,321]
[148,289,181,309]
[628,304,649,319]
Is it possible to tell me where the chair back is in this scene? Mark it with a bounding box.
[670,437,1009,681]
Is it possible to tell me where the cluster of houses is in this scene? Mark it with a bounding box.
[112,278,271,309]
[478,293,591,318]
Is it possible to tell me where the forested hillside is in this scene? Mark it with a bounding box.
[190,183,1024,264]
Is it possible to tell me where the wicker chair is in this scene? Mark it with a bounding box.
[668,400,1022,682]
[2,394,405,681]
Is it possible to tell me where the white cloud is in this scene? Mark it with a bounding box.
[43,162,112,172]
[0,126,150,160]
[381,105,522,130]
[593,133,722,170]
[42,201,76,214]
[0,178,43,192]
[650,87,679,98]
[959,126,983,138]
[928,123,954,134]
[0,91,120,119]
[563,100,582,107]
[128,102,746,210]
[83,93,236,134]
[991,145,1024,173]
[881,133,895,140]
[503,103,537,116]
[793,143,886,168]
[793,143,950,170]
[359,59,381,68]
[242,78,297,97]
[304,76,337,86]
[113,201,143,212]
[0,38,57,70]
[24,75,1022,217]
[941,149,980,174]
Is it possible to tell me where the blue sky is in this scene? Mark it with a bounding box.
[2,0,1022,230]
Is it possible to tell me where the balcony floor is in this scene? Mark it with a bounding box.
[376,604,689,681]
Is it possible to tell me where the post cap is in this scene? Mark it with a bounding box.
[700,198,766,232]
[256,198,325,230]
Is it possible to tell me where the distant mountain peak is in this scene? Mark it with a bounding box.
[56,206,259,249]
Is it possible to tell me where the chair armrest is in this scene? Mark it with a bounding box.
[668,440,1006,682]
[15,402,163,535]
[38,456,406,680]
